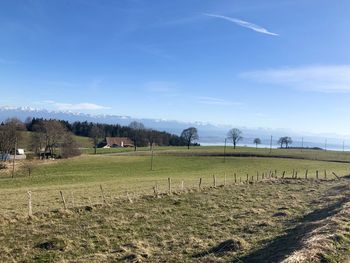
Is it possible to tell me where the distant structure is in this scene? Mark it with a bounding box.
[103,137,134,148]
[7,149,26,160]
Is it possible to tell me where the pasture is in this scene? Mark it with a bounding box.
[1,146,350,262]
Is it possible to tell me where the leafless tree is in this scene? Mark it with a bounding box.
[0,118,25,161]
[227,128,242,149]
[181,127,199,149]
[129,121,145,151]
[278,136,293,148]
[61,132,81,158]
[89,125,104,154]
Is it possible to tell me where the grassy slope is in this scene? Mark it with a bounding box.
[1,152,350,214]
[1,179,350,262]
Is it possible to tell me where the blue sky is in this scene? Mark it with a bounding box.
[1,0,350,135]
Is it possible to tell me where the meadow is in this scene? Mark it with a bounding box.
[1,146,350,262]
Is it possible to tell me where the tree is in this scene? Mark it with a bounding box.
[0,118,25,161]
[61,132,81,158]
[181,127,198,149]
[89,125,104,154]
[129,121,145,151]
[253,138,261,149]
[227,128,242,149]
[43,120,66,156]
[278,136,293,149]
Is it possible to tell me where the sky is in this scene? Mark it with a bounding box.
[1,0,350,135]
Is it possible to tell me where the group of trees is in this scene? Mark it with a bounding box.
[225,128,293,150]
[26,118,189,150]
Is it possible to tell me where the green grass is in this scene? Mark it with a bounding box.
[1,148,350,215]
[1,179,350,262]
[1,147,350,261]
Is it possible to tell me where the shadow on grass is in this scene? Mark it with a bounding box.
[193,183,350,263]
[235,196,350,262]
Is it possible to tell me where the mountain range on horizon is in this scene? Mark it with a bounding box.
[0,106,348,148]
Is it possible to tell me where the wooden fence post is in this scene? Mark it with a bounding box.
[213,175,217,187]
[234,173,237,183]
[181,180,184,191]
[59,191,67,210]
[262,173,265,179]
[27,191,32,217]
[275,170,277,178]
[256,172,259,181]
[324,170,327,179]
[292,169,295,179]
[332,172,340,180]
[295,171,298,179]
[316,170,319,180]
[246,174,249,183]
[100,184,107,204]
[305,169,308,179]
[168,178,172,194]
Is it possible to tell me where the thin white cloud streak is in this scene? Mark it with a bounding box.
[44,100,110,111]
[203,13,278,36]
[196,96,242,106]
[240,65,350,93]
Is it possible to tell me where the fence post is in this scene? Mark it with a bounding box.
[275,170,277,178]
[324,170,327,180]
[234,173,237,183]
[282,171,285,179]
[295,171,298,179]
[262,173,265,179]
[168,178,172,194]
[181,180,184,191]
[59,191,67,210]
[213,175,217,187]
[27,191,32,217]
[305,169,308,179]
[199,178,202,190]
[246,174,249,183]
[100,184,107,204]
[224,173,227,186]
[316,170,319,180]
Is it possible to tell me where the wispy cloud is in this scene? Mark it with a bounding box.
[196,96,242,106]
[203,13,278,36]
[240,65,350,93]
[43,100,110,111]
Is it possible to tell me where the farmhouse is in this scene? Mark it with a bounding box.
[103,137,134,148]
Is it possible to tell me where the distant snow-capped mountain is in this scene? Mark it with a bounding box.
[0,106,347,148]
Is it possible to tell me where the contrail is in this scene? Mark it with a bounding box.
[204,13,278,36]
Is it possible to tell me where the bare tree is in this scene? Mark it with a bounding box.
[278,136,293,149]
[43,120,66,156]
[253,138,261,149]
[89,125,104,154]
[129,121,145,151]
[0,118,25,161]
[61,132,81,158]
[227,128,242,149]
[181,127,198,149]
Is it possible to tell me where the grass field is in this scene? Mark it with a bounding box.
[1,146,350,261]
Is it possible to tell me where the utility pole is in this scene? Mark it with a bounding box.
[12,137,17,178]
[301,137,304,152]
[223,138,227,163]
[269,135,273,154]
